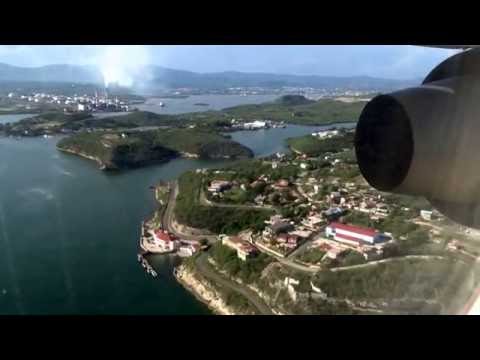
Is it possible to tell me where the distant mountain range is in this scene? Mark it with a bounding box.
[0,62,419,90]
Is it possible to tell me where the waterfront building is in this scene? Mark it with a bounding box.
[151,230,180,252]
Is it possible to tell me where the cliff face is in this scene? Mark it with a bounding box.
[175,264,237,315]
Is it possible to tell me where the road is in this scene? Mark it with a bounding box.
[163,180,321,274]
[195,253,274,315]
[199,187,278,212]
[162,181,217,242]
[329,254,447,272]
[163,182,449,276]
[163,182,274,314]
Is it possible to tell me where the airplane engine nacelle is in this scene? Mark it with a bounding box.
[355,48,480,227]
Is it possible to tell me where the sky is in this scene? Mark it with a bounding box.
[0,45,456,80]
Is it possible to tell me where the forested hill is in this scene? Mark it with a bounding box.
[56,128,253,170]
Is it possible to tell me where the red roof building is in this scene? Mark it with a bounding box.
[326,222,379,246]
[152,230,179,251]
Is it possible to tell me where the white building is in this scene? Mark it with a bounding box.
[420,210,433,221]
[325,222,390,247]
[208,180,232,193]
[149,230,180,252]
[312,130,339,139]
[178,243,201,257]
[243,120,266,129]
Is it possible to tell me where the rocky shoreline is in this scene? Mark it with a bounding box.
[57,146,107,169]
[175,264,239,315]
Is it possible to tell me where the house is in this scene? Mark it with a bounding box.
[208,180,232,193]
[221,235,257,261]
[323,207,344,221]
[150,230,180,252]
[265,214,287,225]
[178,243,201,257]
[326,247,345,259]
[420,210,434,221]
[273,179,289,190]
[325,222,390,247]
[237,242,258,261]
[301,214,324,230]
[271,221,294,235]
[277,233,300,249]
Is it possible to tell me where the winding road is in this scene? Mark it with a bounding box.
[162,181,275,314]
[162,181,217,242]
[199,188,278,212]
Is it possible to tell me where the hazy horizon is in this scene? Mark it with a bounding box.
[0,46,456,85]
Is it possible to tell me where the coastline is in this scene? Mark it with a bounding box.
[57,146,107,169]
[174,264,238,315]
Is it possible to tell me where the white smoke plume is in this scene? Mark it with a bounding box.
[95,45,152,88]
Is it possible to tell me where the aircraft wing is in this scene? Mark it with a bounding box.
[421,45,480,49]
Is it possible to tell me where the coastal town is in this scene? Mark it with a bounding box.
[137,127,480,315]
[3,88,136,114]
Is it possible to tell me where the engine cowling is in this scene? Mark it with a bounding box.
[355,48,480,228]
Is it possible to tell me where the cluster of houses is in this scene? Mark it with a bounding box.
[6,91,131,113]
[311,129,340,139]
[230,119,287,130]
[256,215,313,256]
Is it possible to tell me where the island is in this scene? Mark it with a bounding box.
[56,128,254,170]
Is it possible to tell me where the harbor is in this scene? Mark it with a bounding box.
[137,181,203,278]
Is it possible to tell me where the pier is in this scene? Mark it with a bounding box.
[137,253,158,278]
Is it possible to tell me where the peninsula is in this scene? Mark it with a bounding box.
[56,128,253,170]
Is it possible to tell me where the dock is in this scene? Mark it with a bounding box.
[137,253,158,278]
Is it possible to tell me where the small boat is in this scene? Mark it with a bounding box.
[159,102,165,107]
